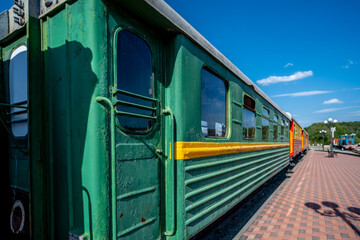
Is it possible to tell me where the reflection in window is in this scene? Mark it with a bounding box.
[273,114,278,141]
[10,46,28,137]
[281,119,285,141]
[201,69,226,137]
[243,95,255,139]
[116,30,154,132]
[262,107,269,141]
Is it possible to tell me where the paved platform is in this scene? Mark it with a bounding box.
[235,150,360,240]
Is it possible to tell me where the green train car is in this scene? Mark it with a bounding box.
[0,0,291,239]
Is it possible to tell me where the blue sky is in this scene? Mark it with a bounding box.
[164,0,360,127]
[1,1,359,127]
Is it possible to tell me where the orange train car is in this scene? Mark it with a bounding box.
[289,117,303,158]
[303,130,309,150]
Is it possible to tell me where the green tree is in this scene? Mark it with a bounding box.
[305,121,360,144]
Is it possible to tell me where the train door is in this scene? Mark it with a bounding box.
[0,38,30,239]
[302,130,304,151]
[105,27,163,239]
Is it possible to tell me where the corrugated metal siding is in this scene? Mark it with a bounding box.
[183,147,289,237]
[294,139,302,156]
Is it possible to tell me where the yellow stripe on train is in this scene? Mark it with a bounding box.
[175,142,290,160]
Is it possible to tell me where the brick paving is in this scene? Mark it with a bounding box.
[235,150,360,240]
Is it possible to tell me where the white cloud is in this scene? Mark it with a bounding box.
[314,108,342,113]
[273,90,332,97]
[284,63,293,68]
[342,59,356,69]
[350,111,360,116]
[314,106,360,114]
[322,98,344,104]
[256,70,313,86]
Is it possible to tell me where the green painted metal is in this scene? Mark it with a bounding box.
[27,14,50,240]
[40,1,111,238]
[0,25,31,238]
[162,108,175,236]
[0,0,294,239]
[163,34,291,239]
[109,9,163,239]
[96,96,116,240]
[1,34,29,191]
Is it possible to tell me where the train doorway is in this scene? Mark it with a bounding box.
[108,26,163,240]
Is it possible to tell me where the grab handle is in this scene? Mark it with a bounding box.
[162,108,176,236]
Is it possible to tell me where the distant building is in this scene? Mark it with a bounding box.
[339,134,356,145]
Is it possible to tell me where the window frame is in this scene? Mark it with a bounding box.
[261,106,270,141]
[9,44,28,138]
[280,119,286,141]
[113,27,157,135]
[200,67,228,139]
[273,113,279,141]
[242,93,256,140]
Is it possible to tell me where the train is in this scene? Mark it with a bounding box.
[0,0,308,239]
[289,115,308,158]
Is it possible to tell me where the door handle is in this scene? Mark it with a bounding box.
[162,108,176,236]
[96,96,117,240]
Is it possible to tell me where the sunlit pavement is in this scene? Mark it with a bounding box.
[235,150,360,240]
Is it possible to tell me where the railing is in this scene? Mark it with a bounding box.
[110,87,158,121]
[0,100,28,154]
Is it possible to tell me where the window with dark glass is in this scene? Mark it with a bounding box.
[201,68,226,137]
[243,94,255,139]
[116,30,154,132]
[262,107,269,141]
[281,119,285,140]
[10,46,28,137]
[273,114,278,141]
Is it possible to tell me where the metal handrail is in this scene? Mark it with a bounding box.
[111,87,158,103]
[0,103,28,109]
[111,87,158,121]
[0,116,28,154]
[162,108,176,236]
[0,101,29,154]
[114,110,157,120]
[7,118,28,124]
[6,109,28,116]
[96,96,117,240]
[114,99,156,112]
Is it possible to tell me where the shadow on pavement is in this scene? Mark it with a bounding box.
[305,201,360,236]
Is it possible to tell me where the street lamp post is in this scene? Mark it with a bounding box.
[324,118,337,157]
[319,130,326,151]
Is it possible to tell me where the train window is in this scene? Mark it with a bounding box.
[9,45,28,137]
[281,119,285,140]
[201,68,226,137]
[243,94,255,139]
[116,30,154,132]
[273,114,278,141]
[262,107,269,141]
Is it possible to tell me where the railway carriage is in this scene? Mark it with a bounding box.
[302,129,305,151]
[1,0,294,239]
[289,117,303,158]
[304,130,309,151]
